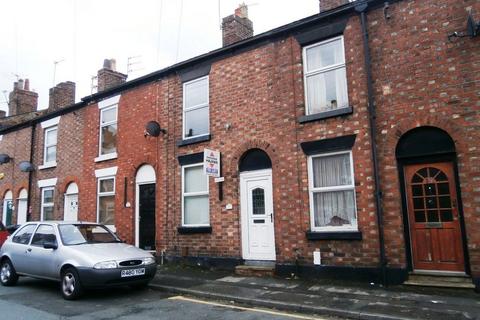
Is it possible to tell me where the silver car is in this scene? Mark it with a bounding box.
[0,221,157,300]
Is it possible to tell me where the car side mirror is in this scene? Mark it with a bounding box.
[43,241,58,250]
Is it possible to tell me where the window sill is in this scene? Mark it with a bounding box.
[38,162,57,170]
[177,134,211,147]
[94,152,118,163]
[177,226,212,234]
[298,106,353,124]
[306,230,362,240]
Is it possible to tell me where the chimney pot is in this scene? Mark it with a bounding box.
[97,59,127,92]
[8,79,38,116]
[319,0,350,13]
[222,4,254,47]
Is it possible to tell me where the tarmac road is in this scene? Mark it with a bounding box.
[0,277,334,320]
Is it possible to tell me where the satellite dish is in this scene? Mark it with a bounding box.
[0,154,11,164]
[467,13,479,37]
[19,161,34,172]
[144,121,166,137]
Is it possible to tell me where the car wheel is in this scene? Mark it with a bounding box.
[0,259,19,286]
[61,267,83,300]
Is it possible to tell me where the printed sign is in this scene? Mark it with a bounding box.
[204,149,220,177]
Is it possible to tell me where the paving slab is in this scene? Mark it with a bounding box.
[150,265,480,320]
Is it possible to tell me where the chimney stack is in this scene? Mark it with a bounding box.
[319,0,350,12]
[49,81,76,111]
[0,110,6,118]
[222,3,254,47]
[8,79,38,116]
[97,59,127,92]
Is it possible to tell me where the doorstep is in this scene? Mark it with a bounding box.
[404,272,475,289]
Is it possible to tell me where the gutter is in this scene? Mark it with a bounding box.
[355,2,388,286]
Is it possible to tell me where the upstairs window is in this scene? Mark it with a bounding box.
[183,76,209,139]
[99,105,117,156]
[308,151,357,231]
[303,36,348,115]
[43,126,57,165]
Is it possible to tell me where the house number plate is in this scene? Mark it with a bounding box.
[425,222,443,228]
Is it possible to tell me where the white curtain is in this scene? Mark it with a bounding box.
[307,73,326,114]
[313,190,355,227]
[312,153,355,227]
[313,154,351,188]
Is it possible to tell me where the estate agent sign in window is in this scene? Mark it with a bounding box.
[303,36,348,115]
[182,163,209,226]
[308,151,357,231]
[183,76,209,139]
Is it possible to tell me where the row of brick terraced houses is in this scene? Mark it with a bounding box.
[0,0,479,290]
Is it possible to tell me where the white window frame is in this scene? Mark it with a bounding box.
[40,187,55,221]
[307,150,357,232]
[97,176,116,231]
[96,104,118,162]
[40,126,58,169]
[181,163,210,227]
[302,35,348,115]
[182,76,210,140]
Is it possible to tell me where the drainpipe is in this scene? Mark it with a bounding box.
[26,123,36,222]
[355,2,388,286]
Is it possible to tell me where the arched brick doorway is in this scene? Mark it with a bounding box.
[396,126,468,273]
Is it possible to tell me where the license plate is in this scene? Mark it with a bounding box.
[121,268,145,278]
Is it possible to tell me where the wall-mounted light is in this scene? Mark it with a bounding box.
[19,161,34,172]
[144,121,166,137]
[0,154,11,164]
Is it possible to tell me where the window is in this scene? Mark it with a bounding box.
[31,224,56,247]
[43,126,57,165]
[308,151,357,231]
[97,177,115,226]
[12,224,37,245]
[182,164,209,226]
[99,105,118,156]
[303,36,348,115]
[41,187,55,221]
[183,76,209,139]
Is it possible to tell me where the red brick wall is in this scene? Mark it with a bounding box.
[0,128,32,224]
[30,110,85,221]
[368,0,480,275]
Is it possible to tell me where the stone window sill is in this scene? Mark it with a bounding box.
[306,230,362,240]
[177,226,212,234]
[38,162,57,170]
[94,152,118,163]
[177,134,211,147]
[298,106,353,124]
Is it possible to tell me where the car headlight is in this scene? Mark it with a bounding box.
[93,260,117,269]
[143,257,156,265]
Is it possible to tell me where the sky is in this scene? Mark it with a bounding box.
[0,0,319,113]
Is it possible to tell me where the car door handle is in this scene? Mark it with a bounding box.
[26,248,32,253]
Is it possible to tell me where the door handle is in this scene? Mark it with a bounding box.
[270,213,273,223]
[26,248,32,253]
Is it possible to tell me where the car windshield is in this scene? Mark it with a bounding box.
[58,224,121,246]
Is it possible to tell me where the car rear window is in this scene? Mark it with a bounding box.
[12,224,37,245]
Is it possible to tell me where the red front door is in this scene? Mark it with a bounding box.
[404,162,465,272]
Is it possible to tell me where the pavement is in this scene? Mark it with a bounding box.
[149,264,480,320]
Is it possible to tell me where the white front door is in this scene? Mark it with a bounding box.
[240,169,276,261]
[64,194,78,221]
[17,199,27,224]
